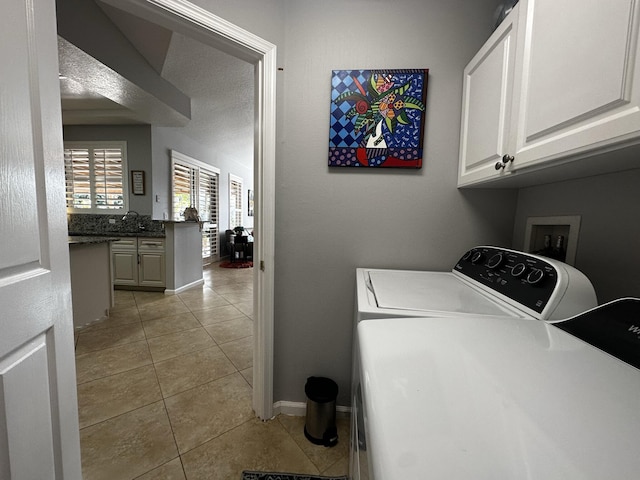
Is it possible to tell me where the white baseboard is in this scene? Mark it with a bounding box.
[272,401,351,418]
[164,278,205,295]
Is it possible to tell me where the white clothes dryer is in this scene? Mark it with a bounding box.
[355,298,640,480]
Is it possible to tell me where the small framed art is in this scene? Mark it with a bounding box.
[131,170,145,195]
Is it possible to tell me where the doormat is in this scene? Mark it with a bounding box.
[242,472,347,480]
[219,260,253,269]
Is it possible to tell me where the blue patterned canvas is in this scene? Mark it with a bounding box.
[329,69,428,168]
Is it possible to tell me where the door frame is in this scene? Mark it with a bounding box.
[100,0,276,419]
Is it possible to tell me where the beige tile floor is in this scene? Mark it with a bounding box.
[74,262,350,480]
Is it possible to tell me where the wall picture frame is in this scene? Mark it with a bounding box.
[329,69,429,168]
[131,170,145,195]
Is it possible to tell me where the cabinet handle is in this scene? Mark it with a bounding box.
[496,154,515,171]
[137,254,140,265]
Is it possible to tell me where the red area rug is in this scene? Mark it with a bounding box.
[219,260,253,269]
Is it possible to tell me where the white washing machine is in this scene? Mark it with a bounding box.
[355,246,597,322]
[355,298,640,479]
[350,246,599,480]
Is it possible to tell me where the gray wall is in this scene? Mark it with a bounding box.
[272,0,515,405]
[188,0,515,405]
[63,125,153,215]
[512,168,640,304]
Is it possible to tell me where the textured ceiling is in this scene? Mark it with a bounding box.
[161,33,254,152]
[59,1,254,164]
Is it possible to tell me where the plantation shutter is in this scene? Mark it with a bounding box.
[172,162,196,221]
[64,148,91,209]
[93,148,125,209]
[171,150,220,262]
[229,175,243,229]
[64,142,127,212]
[199,170,219,261]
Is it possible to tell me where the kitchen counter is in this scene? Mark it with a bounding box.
[68,235,121,245]
[68,231,165,238]
[67,213,166,238]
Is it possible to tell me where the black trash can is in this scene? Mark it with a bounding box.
[304,376,339,447]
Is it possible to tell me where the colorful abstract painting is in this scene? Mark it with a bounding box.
[329,69,428,168]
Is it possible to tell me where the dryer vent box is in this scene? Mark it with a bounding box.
[524,215,581,266]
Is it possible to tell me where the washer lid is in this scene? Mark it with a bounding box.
[368,270,519,316]
[358,316,640,480]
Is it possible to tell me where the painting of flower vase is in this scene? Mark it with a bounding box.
[329,69,428,168]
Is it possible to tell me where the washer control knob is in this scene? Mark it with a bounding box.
[471,251,483,264]
[511,263,527,278]
[486,253,503,269]
[462,250,473,261]
[526,268,545,285]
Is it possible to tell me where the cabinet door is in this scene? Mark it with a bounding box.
[113,251,139,285]
[510,0,640,170]
[139,253,166,287]
[458,5,519,186]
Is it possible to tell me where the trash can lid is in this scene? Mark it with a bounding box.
[305,376,338,403]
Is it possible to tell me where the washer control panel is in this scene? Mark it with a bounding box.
[454,246,559,313]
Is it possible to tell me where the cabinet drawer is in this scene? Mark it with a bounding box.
[111,237,137,251]
[138,238,165,251]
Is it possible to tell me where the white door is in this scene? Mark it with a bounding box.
[0,0,82,478]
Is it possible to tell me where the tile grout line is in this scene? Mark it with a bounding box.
[275,416,324,476]
[142,298,188,480]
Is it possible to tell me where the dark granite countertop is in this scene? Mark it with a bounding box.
[68,236,122,246]
[67,214,166,238]
[68,231,166,238]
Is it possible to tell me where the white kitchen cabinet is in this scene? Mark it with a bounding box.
[459,0,640,187]
[137,238,166,288]
[458,4,519,186]
[111,238,138,286]
[111,237,165,289]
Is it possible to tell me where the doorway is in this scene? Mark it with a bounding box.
[65,0,277,419]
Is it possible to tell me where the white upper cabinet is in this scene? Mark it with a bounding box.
[458,4,519,186]
[459,0,640,187]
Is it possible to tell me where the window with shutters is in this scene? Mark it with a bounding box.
[171,150,220,263]
[64,141,128,213]
[229,174,243,229]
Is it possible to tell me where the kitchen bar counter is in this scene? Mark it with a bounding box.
[68,239,114,329]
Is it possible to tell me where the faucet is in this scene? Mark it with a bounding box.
[121,210,140,221]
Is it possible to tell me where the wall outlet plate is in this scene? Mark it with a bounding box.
[524,215,581,266]
[108,219,116,224]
